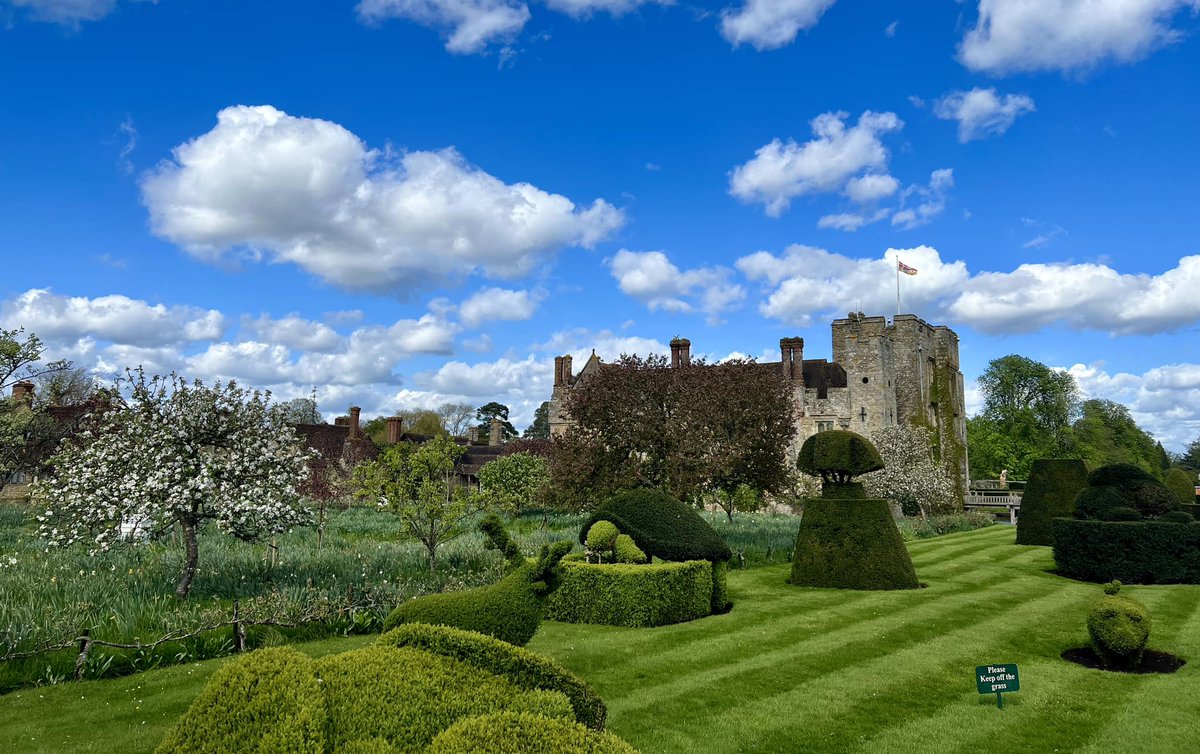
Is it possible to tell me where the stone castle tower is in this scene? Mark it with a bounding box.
[548,312,969,496]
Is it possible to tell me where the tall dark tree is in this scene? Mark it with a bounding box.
[475,401,517,440]
[548,354,796,509]
[523,401,550,439]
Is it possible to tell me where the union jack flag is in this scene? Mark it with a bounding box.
[898,260,918,276]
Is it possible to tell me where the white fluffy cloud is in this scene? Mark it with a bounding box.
[737,244,1200,336]
[845,173,900,203]
[6,0,117,25]
[239,314,345,353]
[355,0,530,54]
[729,111,903,217]
[934,87,1035,142]
[720,0,837,50]
[1069,361,1200,450]
[1,288,225,347]
[544,0,669,18]
[959,0,1200,75]
[141,105,624,294]
[891,168,954,230]
[608,249,745,322]
[457,287,545,328]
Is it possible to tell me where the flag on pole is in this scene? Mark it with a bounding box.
[898,260,918,276]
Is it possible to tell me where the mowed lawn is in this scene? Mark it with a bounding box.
[3,526,1199,753]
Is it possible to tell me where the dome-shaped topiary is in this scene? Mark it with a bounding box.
[1159,510,1196,524]
[614,534,647,564]
[796,430,884,496]
[586,520,620,552]
[1086,581,1150,669]
[1164,468,1197,506]
[1075,463,1179,521]
[428,712,639,754]
[580,489,732,563]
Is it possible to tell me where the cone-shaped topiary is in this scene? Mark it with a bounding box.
[383,517,572,646]
[789,431,918,590]
[1165,468,1196,506]
[1075,464,1179,521]
[1087,581,1151,670]
[1016,459,1088,546]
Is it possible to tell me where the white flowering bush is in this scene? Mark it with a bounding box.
[863,424,958,517]
[33,370,315,598]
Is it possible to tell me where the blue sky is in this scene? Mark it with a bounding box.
[2,0,1199,447]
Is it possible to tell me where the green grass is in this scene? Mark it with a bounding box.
[5,526,1197,753]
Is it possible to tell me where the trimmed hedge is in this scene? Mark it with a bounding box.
[377,622,608,730]
[428,712,639,754]
[789,497,919,590]
[1181,503,1200,521]
[1087,582,1151,670]
[1075,464,1179,521]
[710,560,729,613]
[1052,517,1200,583]
[796,430,884,482]
[314,644,569,751]
[580,489,732,563]
[1015,458,1088,546]
[383,540,571,646]
[1164,468,1197,506]
[157,646,326,754]
[545,557,714,628]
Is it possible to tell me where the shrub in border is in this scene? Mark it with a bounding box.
[1015,458,1088,546]
[377,622,607,730]
[428,712,639,754]
[1052,517,1200,584]
[545,557,713,628]
[157,646,326,754]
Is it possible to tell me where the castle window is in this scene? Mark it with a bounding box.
[816,420,834,433]
[861,376,869,384]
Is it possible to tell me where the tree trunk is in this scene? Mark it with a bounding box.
[175,518,199,598]
[428,543,438,574]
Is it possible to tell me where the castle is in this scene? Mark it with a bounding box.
[548,312,969,495]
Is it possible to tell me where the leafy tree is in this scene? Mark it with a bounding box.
[273,393,323,425]
[475,401,518,440]
[477,452,549,513]
[437,401,476,437]
[707,484,763,523]
[1,328,70,486]
[34,370,315,598]
[523,401,550,439]
[549,354,795,508]
[33,365,98,408]
[365,409,448,446]
[1176,436,1200,474]
[1070,399,1162,476]
[353,435,490,573]
[863,424,958,517]
[969,354,1080,479]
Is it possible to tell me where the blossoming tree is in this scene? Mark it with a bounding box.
[862,424,958,517]
[34,371,315,598]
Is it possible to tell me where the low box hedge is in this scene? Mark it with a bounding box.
[1051,517,1200,584]
[544,557,714,628]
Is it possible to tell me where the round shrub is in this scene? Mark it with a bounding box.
[796,430,884,486]
[1087,581,1150,669]
[586,520,620,551]
[428,712,639,754]
[1103,506,1143,522]
[314,644,570,751]
[1075,464,1179,521]
[157,647,326,754]
[614,533,647,564]
[580,488,732,563]
[1015,458,1088,546]
[377,622,608,730]
[1160,510,1196,524]
[1165,468,1197,506]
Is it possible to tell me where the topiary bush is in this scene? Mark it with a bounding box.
[1181,503,1200,521]
[1104,506,1143,522]
[586,520,620,552]
[1015,458,1088,546]
[383,516,572,646]
[796,429,883,492]
[428,712,639,754]
[1165,468,1197,505]
[1087,581,1151,670]
[1075,464,1179,521]
[157,646,326,754]
[1160,510,1195,524]
[1051,518,1200,583]
[545,556,714,628]
[614,533,647,564]
[579,489,732,564]
[377,622,608,730]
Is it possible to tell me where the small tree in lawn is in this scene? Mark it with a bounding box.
[477,451,549,513]
[353,435,491,573]
[33,370,315,598]
[863,424,958,517]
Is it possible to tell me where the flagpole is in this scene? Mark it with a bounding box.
[896,261,901,315]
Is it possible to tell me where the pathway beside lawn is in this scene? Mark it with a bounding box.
[3,526,1198,753]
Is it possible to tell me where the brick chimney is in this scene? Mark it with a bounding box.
[779,338,804,382]
[489,418,503,446]
[562,355,573,383]
[385,416,402,444]
[11,380,34,406]
[554,356,564,387]
[348,406,361,439]
[468,426,479,443]
[670,337,691,368]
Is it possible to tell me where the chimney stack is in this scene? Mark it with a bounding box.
[468,426,480,444]
[348,406,361,439]
[554,356,563,387]
[779,338,805,382]
[385,416,402,444]
[489,418,503,446]
[670,337,691,368]
[11,380,34,406]
[562,355,573,383]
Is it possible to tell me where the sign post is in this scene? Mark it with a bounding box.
[975,664,1019,709]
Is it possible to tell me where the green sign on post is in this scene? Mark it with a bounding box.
[976,664,1019,708]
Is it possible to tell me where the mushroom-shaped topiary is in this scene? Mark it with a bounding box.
[796,430,884,499]
[1087,581,1151,670]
